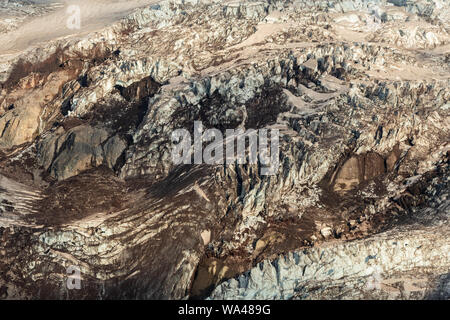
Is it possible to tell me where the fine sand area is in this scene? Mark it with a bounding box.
[0,0,160,55]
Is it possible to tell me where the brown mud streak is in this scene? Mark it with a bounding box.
[27,166,129,226]
[1,45,117,92]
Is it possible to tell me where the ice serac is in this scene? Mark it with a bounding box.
[0,0,449,299]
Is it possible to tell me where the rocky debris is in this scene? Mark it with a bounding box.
[0,0,59,35]
[208,224,450,300]
[0,0,448,299]
[209,161,450,300]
